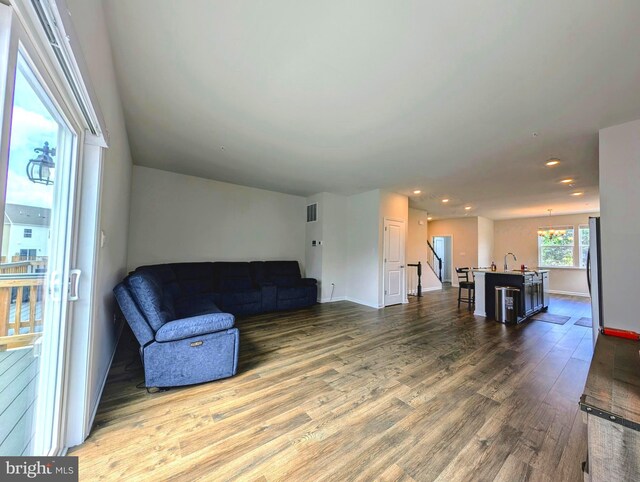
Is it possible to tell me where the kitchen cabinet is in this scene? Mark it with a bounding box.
[523,273,543,316]
[474,269,549,323]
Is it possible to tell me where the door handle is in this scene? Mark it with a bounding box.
[69,269,81,301]
[49,270,62,301]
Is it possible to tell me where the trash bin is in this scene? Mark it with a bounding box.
[495,286,520,324]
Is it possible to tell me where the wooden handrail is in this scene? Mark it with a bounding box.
[0,274,45,349]
[426,241,443,282]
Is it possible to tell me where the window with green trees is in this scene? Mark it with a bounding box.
[538,226,575,267]
[579,225,590,267]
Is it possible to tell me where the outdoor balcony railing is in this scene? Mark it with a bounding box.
[0,268,46,350]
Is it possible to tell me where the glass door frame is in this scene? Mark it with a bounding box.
[0,4,85,456]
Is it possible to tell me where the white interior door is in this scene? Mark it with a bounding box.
[384,219,405,306]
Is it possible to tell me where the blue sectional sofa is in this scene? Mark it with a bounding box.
[114,260,317,388]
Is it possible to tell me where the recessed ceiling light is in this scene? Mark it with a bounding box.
[442,199,449,203]
[545,159,560,166]
[427,217,433,221]
[560,178,574,184]
[571,191,584,196]
[464,206,472,210]
[413,190,421,194]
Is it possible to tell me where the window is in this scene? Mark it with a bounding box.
[538,226,575,267]
[19,249,37,260]
[23,228,32,238]
[579,225,590,268]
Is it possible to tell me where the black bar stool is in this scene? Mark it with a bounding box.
[456,267,475,310]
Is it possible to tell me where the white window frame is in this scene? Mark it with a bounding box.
[23,227,32,238]
[537,225,575,268]
[578,224,590,268]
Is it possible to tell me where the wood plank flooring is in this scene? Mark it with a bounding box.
[71,288,593,481]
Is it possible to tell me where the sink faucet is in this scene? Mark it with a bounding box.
[504,252,517,271]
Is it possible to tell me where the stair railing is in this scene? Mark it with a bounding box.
[426,240,443,282]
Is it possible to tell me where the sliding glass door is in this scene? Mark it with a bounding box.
[0,11,80,456]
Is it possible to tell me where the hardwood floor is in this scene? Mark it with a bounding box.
[71,288,593,481]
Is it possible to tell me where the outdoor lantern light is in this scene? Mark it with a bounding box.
[26,141,56,185]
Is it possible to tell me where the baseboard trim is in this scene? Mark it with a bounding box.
[318,296,347,303]
[407,286,442,295]
[86,320,124,438]
[474,310,487,317]
[546,289,590,298]
[423,286,442,292]
[345,297,380,309]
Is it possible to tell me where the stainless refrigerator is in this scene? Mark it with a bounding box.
[586,216,603,346]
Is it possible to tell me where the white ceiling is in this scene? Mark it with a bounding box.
[103,0,640,220]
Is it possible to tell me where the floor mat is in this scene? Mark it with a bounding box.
[574,317,592,327]
[531,312,571,325]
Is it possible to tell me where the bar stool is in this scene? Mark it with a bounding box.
[456,267,475,310]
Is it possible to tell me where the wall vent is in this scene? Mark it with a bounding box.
[306,203,318,223]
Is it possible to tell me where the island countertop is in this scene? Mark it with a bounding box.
[472,268,550,276]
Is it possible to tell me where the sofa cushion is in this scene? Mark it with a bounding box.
[170,262,216,297]
[249,261,266,284]
[174,294,221,319]
[269,275,299,287]
[221,289,262,307]
[277,286,312,301]
[264,261,302,287]
[155,312,235,342]
[114,283,155,346]
[127,272,174,331]
[215,262,254,292]
[137,265,180,298]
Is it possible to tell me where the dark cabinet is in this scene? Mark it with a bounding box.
[524,282,534,315]
[484,271,549,322]
[524,274,543,315]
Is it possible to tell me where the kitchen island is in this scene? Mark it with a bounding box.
[473,269,550,323]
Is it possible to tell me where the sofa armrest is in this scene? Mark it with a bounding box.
[155,312,235,342]
[300,278,317,286]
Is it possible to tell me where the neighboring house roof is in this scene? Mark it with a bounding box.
[3,204,51,227]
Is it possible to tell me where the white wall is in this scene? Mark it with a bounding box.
[477,216,494,267]
[304,193,323,295]
[65,0,133,429]
[319,193,348,301]
[304,192,348,301]
[128,166,306,270]
[346,190,380,308]
[407,208,442,293]
[599,119,640,332]
[494,213,596,296]
[427,217,479,286]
